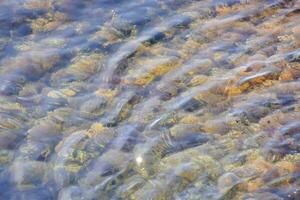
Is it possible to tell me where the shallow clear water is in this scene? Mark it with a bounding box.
[0,0,300,199]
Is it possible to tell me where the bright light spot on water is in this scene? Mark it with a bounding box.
[136,156,143,165]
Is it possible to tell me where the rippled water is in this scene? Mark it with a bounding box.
[0,0,300,199]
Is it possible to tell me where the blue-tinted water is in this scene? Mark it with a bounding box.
[0,0,300,199]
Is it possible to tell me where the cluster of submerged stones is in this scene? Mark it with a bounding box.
[0,0,300,199]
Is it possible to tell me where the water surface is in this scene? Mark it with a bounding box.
[0,0,300,199]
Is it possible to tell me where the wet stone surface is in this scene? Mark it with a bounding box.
[0,0,300,199]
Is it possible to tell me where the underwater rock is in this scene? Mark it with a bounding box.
[132,163,201,200]
[100,93,140,126]
[0,80,24,96]
[10,160,50,189]
[80,96,107,115]
[133,151,222,199]
[217,172,243,198]
[129,56,181,87]
[51,53,104,85]
[0,49,60,95]
[202,118,231,134]
[161,149,223,180]
[279,121,300,136]
[0,150,14,166]
[133,137,162,178]
[79,149,130,188]
[0,130,19,149]
[116,175,146,199]
[91,18,135,46]
[174,162,200,182]
[0,113,23,130]
[233,158,272,182]
[188,74,208,87]
[130,179,169,200]
[148,111,179,129]
[179,114,202,124]
[226,67,281,96]
[31,12,67,33]
[133,130,210,178]
[18,141,53,161]
[263,137,300,162]
[259,111,300,131]
[27,119,62,143]
[169,124,202,137]
[24,0,53,11]
[180,98,206,112]
[53,131,94,187]
[106,123,144,152]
